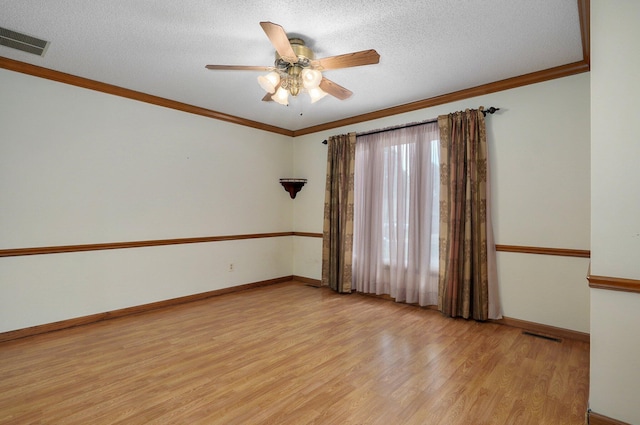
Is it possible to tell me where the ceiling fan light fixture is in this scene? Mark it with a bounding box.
[308,87,328,103]
[257,71,280,94]
[205,22,379,107]
[301,68,322,89]
[272,86,289,105]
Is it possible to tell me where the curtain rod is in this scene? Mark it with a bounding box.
[321,107,499,144]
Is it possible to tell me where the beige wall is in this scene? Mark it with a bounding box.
[589,1,640,423]
[0,69,295,333]
[293,73,591,333]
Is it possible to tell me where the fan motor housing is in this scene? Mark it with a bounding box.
[274,38,315,96]
[275,38,314,69]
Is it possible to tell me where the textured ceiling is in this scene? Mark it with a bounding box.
[0,0,584,132]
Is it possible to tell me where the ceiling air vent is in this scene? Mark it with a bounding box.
[0,27,50,56]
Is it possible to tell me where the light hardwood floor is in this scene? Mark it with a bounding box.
[0,281,589,424]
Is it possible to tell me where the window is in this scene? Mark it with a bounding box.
[352,122,440,306]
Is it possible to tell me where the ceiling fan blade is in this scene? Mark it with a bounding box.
[312,49,380,70]
[319,77,353,100]
[259,21,298,64]
[205,65,274,71]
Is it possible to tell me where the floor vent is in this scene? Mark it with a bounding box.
[0,27,50,56]
[522,331,562,343]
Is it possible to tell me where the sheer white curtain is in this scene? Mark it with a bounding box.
[352,122,440,306]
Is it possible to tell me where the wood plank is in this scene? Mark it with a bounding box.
[0,232,295,258]
[589,411,632,425]
[496,244,590,258]
[494,316,590,342]
[292,275,321,287]
[0,57,294,137]
[292,231,323,238]
[0,276,293,343]
[293,61,590,137]
[588,274,640,294]
[0,281,590,424]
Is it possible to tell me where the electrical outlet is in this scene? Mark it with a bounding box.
[228,263,234,272]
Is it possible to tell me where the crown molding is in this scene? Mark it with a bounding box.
[0,56,294,137]
[0,1,590,137]
[292,60,589,136]
[1,56,587,138]
[578,0,590,66]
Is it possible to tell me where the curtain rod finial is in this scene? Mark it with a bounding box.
[483,107,500,116]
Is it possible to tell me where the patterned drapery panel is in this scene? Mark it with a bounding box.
[321,133,356,293]
[437,108,492,320]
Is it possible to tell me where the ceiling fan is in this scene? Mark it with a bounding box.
[205,21,380,106]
